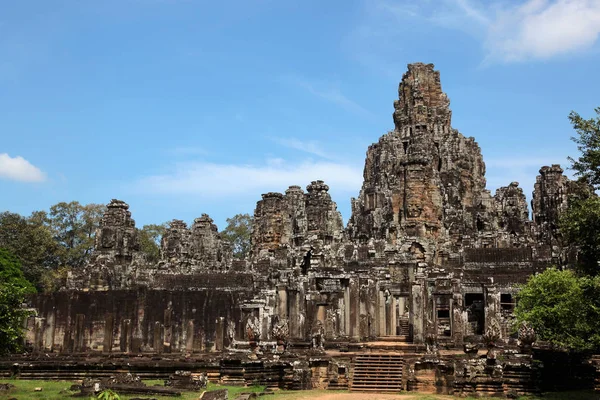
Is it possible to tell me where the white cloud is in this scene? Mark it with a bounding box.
[359,0,600,63]
[0,153,45,182]
[270,137,332,159]
[134,158,363,197]
[486,0,600,62]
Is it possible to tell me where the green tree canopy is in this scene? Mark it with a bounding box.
[0,248,34,355]
[560,195,600,276]
[515,268,600,352]
[0,211,61,286]
[137,223,167,263]
[48,201,105,269]
[568,107,600,189]
[562,107,600,276]
[221,214,253,259]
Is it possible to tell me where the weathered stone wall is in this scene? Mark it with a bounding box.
[27,289,251,354]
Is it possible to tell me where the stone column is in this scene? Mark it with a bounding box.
[33,317,45,352]
[185,320,195,352]
[349,278,359,340]
[277,286,288,319]
[74,314,85,352]
[391,296,397,336]
[44,311,56,352]
[120,319,132,353]
[163,308,172,353]
[343,283,350,336]
[451,280,464,344]
[153,322,162,354]
[215,317,225,352]
[103,314,114,353]
[411,281,424,342]
[378,289,386,337]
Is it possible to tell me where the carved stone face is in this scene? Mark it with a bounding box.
[101,228,116,248]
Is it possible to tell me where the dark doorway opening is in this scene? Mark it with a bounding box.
[465,293,485,335]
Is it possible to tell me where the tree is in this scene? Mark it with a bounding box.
[0,248,35,292]
[515,268,600,352]
[568,107,600,189]
[0,248,34,355]
[560,195,600,276]
[0,212,61,287]
[562,107,600,275]
[48,201,105,269]
[138,223,167,263]
[221,214,253,259]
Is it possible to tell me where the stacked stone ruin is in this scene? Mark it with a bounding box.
[20,63,592,395]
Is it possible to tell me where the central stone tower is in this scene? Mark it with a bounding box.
[347,63,491,262]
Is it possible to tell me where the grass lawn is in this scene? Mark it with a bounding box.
[0,379,264,400]
[0,379,597,399]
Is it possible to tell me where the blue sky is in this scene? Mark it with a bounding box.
[2,0,600,230]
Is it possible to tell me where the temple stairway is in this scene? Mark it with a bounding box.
[350,354,404,392]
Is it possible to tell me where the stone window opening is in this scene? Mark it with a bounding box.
[500,293,515,312]
[435,296,451,337]
[476,217,485,232]
[300,247,313,275]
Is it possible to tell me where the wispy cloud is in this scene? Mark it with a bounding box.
[0,153,46,182]
[133,158,363,197]
[356,0,600,64]
[270,137,332,159]
[280,75,374,118]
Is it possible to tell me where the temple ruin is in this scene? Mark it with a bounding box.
[10,63,596,395]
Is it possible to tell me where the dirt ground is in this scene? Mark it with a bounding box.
[273,392,452,400]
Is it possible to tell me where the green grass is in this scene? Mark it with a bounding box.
[0,379,266,400]
[0,380,597,400]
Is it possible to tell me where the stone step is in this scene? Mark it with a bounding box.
[350,356,404,392]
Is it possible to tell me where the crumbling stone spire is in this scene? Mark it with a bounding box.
[94,199,139,257]
[393,62,452,134]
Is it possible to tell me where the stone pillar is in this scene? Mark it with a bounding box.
[74,314,85,352]
[485,285,501,337]
[103,314,114,353]
[277,286,288,319]
[349,278,359,340]
[215,317,224,352]
[317,305,326,323]
[163,308,172,353]
[391,296,397,336]
[378,289,386,337]
[185,320,194,352]
[44,311,55,352]
[33,317,45,352]
[411,281,424,342]
[120,319,132,353]
[344,284,350,336]
[367,280,377,338]
[451,280,464,344]
[153,321,162,354]
[62,327,73,353]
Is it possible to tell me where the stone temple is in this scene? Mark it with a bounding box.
[16,63,594,395]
